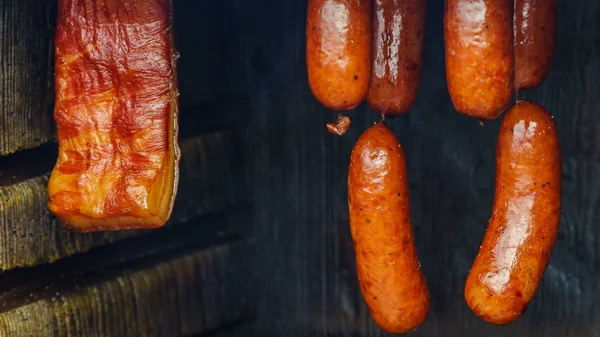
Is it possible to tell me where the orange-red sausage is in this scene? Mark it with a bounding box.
[348,122,429,333]
[306,0,372,112]
[514,0,557,90]
[444,0,514,119]
[367,0,426,116]
[465,100,561,325]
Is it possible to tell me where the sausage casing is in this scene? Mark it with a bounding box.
[465,100,561,325]
[444,0,514,119]
[48,0,180,232]
[348,123,429,333]
[514,0,557,89]
[306,0,372,111]
[367,0,426,116]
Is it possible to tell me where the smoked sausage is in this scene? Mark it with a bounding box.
[367,0,426,116]
[514,0,557,90]
[348,122,430,333]
[464,100,561,325]
[306,0,372,134]
[444,0,514,119]
[48,0,180,232]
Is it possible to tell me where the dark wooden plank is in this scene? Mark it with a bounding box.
[250,0,600,336]
[0,0,56,155]
[188,320,256,337]
[0,129,248,271]
[0,240,254,337]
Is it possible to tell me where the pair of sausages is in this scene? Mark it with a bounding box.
[444,0,557,119]
[306,0,426,135]
[321,1,429,333]
[349,101,561,330]
[444,0,561,325]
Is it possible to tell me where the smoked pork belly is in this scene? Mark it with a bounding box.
[48,0,180,232]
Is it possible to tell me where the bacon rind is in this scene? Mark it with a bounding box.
[48,0,180,232]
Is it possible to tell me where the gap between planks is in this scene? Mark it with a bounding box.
[0,127,250,271]
[0,204,252,314]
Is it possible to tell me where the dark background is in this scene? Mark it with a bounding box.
[0,0,598,336]
[250,0,600,335]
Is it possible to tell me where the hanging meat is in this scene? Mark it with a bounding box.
[48,0,180,232]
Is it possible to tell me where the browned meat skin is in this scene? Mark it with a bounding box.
[367,0,426,116]
[306,0,372,111]
[514,0,557,89]
[48,0,180,232]
[465,100,561,325]
[348,122,430,334]
[444,0,514,119]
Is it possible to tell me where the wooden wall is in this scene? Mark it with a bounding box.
[251,0,600,336]
[2,0,600,336]
[0,0,256,336]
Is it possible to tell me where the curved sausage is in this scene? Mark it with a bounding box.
[367,0,426,116]
[464,100,561,325]
[514,0,557,90]
[444,0,514,119]
[306,0,372,112]
[348,122,430,333]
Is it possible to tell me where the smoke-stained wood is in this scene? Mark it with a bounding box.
[0,0,56,155]
[250,0,600,336]
[0,241,254,337]
[0,129,248,271]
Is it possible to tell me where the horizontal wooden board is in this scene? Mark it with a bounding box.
[0,240,254,337]
[0,129,247,271]
[0,0,56,155]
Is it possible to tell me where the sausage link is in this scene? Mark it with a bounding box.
[348,122,430,334]
[444,0,514,119]
[514,0,557,90]
[367,0,426,116]
[464,100,561,325]
[306,0,372,112]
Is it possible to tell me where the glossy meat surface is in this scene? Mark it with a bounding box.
[444,0,514,119]
[48,0,180,232]
[514,0,557,89]
[367,0,426,116]
[465,100,561,324]
[306,0,372,111]
[348,123,430,333]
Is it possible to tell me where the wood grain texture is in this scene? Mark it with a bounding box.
[0,0,249,157]
[0,129,247,271]
[0,0,56,155]
[250,0,600,335]
[0,241,254,337]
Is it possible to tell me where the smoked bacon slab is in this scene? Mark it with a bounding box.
[48,0,180,232]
